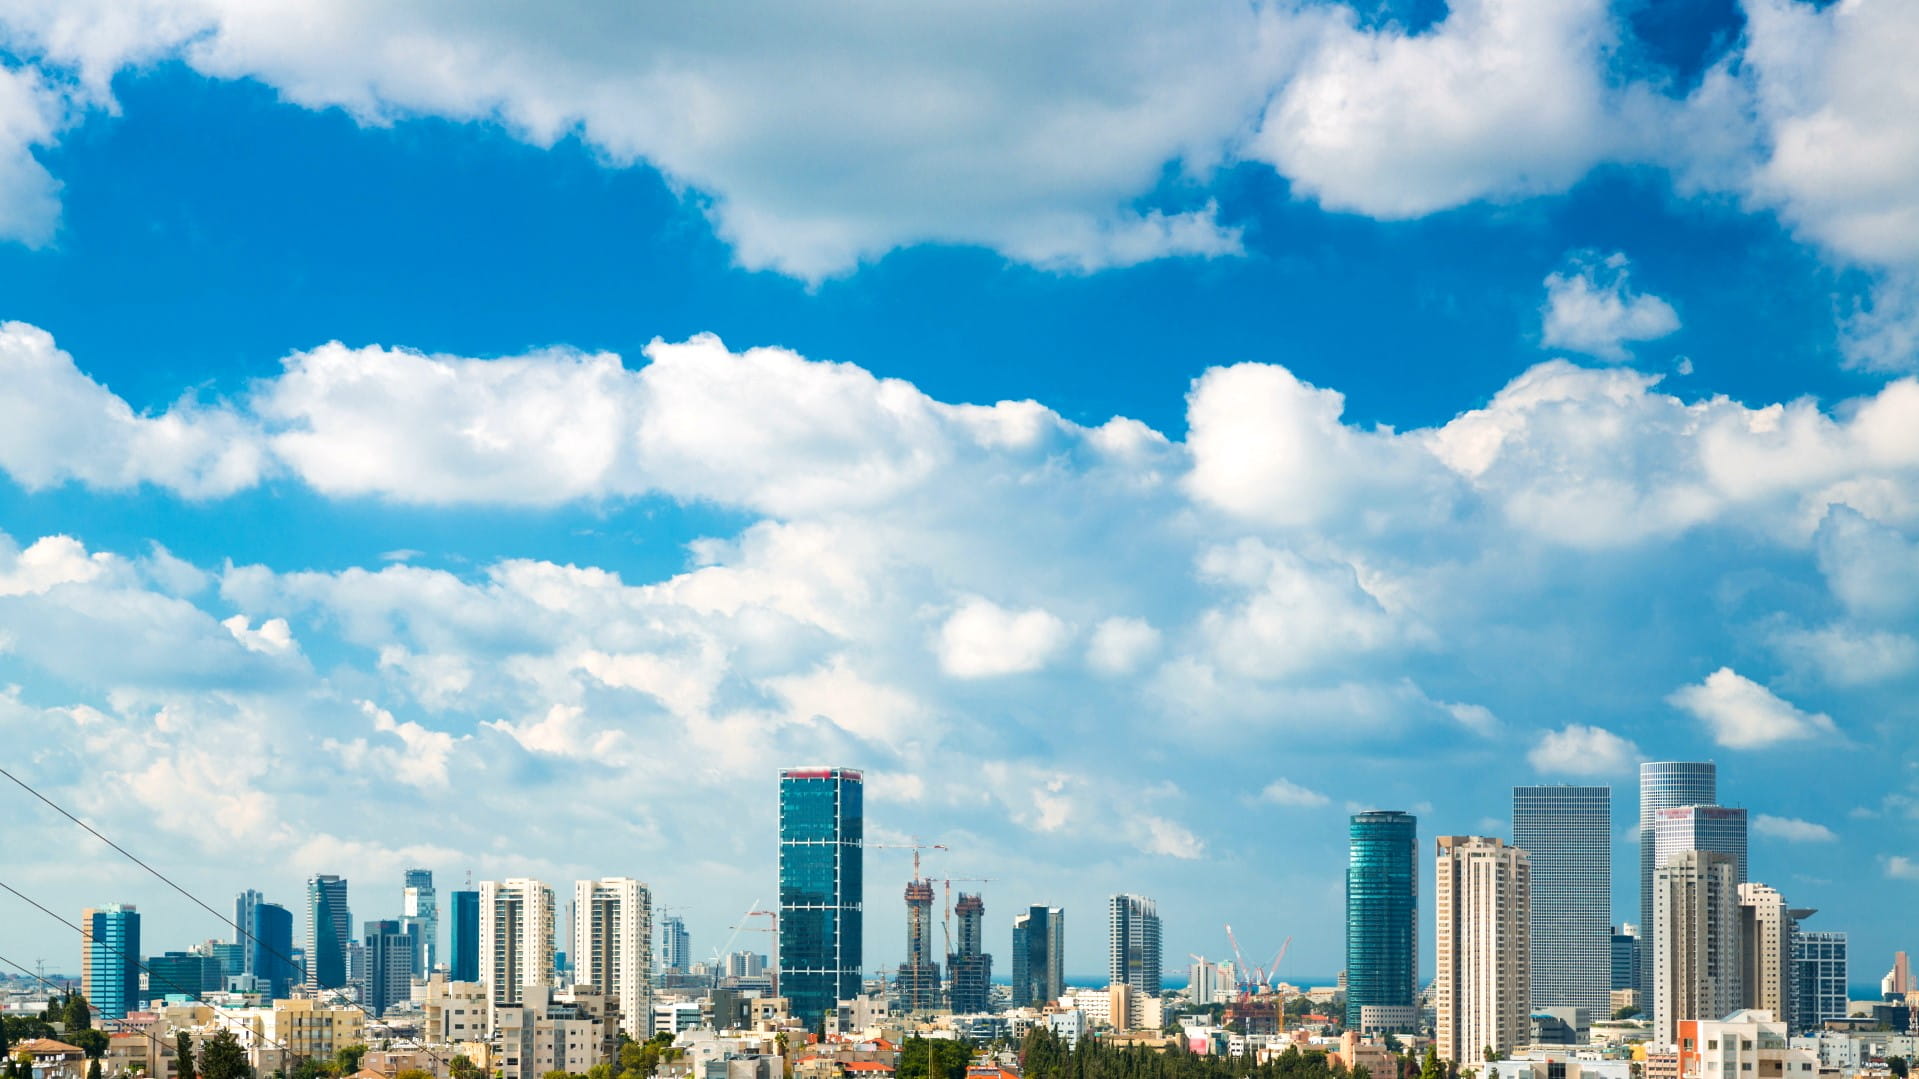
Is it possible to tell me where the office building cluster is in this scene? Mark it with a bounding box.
[29,761,1914,1079]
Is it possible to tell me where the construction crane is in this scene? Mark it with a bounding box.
[724,905,779,995]
[935,877,996,956]
[867,839,948,881]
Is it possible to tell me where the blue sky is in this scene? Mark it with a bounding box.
[0,0,1915,987]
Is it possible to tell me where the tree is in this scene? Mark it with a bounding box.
[199,1030,253,1079]
[1610,1006,1640,1021]
[177,1032,198,1079]
[396,1070,435,1079]
[1889,1059,1909,1079]
[67,1030,108,1059]
[895,1038,970,1079]
[449,1057,482,1079]
[63,995,93,1033]
[1418,1048,1443,1079]
[88,1059,102,1079]
[331,1045,367,1077]
[289,1057,327,1079]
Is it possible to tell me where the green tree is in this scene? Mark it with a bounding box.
[289,1057,327,1079]
[449,1057,482,1079]
[895,1038,970,1079]
[199,1030,253,1079]
[1889,1059,1909,1079]
[67,1030,108,1058]
[396,1069,435,1079]
[1418,1047,1443,1079]
[1610,1006,1640,1021]
[177,1032,198,1079]
[63,995,93,1032]
[88,1058,103,1079]
[331,1045,367,1077]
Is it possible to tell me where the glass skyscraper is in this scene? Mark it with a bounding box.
[306,874,351,990]
[1638,762,1715,995]
[235,890,297,997]
[449,889,480,983]
[1513,785,1612,1016]
[1108,893,1162,996]
[1010,905,1065,1007]
[82,904,140,1020]
[402,868,438,979]
[1795,930,1848,1032]
[1652,805,1748,883]
[1346,810,1418,1030]
[777,766,863,1027]
[661,914,691,972]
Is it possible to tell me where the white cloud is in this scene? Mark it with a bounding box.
[1753,813,1838,843]
[0,534,111,595]
[1527,723,1642,775]
[1130,814,1206,860]
[1085,616,1161,676]
[0,322,264,496]
[1884,855,1919,881]
[0,64,64,246]
[1541,252,1681,361]
[937,598,1069,679]
[1667,667,1842,749]
[1257,777,1331,808]
[1770,624,1919,687]
[1249,0,1623,218]
[222,614,295,655]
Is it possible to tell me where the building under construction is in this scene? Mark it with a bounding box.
[946,892,992,1014]
[896,879,942,1010]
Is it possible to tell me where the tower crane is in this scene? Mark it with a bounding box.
[867,839,949,881]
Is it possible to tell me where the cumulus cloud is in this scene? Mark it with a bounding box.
[1257,777,1331,807]
[1249,0,1623,218]
[1085,616,1161,676]
[937,598,1070,678]
[1527,723,1641,775]
[1884,855,1919,881]
[0,64,65,246]
[1541,252,1681,361]
[1667,667,1841,749]
[1753,813,1838,843]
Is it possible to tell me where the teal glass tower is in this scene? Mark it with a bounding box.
[778,766,863,1027]
[83,904,141,1019]
[449,889,480,983]
[1345,810,1417,1030]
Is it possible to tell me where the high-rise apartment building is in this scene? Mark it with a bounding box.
[82,905,140,1019]
[1653,806,1749,884]
[660,915,690,973]
[1652,850,1741,1045]
[1794,931,1847,1032]
[1513,785,1611,1017]
[363,919,417,1017]
[236,890,297,998]
[1738,883,1799,1030]
[1639,763,1716,997]
[306,875,351,991]
[947,893,992,1014]
[449,889,480,983]
[1347,810,1419,1031]
[1434,837,1531,1064]
[403,869,439,979]
[777,766,863,1028]
[574,878,653,1037]
[480,878,557,1006]
[898,879,941,1010]
[1108,893,1162,996]
[1011,905,1065,1007]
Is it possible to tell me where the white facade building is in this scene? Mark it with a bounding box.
[1435,836,1531,1065]
[573,878,654,1038]
[1653,851,1741,1046]
[480,878,557,1007]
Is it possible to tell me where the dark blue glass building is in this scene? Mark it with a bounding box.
[778,766,863,1028]
[1345,810,1417,1030]
[449,889,480,983]
[83,904,140,1019]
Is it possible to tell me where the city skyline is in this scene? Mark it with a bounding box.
[0,0,1915,1007]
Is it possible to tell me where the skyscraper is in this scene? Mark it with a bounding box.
[236,890,298,998]
[1434,837,1531,1065]
[574,878,653,1037]
[82,905,140,1020]
[1652,850,1741,1044]
[1011,905,1064,1007]
[403,868,439,979]
[306,875,351,990]
[777,766,863,1027]
[449,889,480,983]
[1653,806,1749,884]
[1794,931,1847,1032]
[661,915,691,973]
[1108,894,1162,996]
[1513,785,1611,1017]
[362,919,417,1017]
[946,893,992,1014]
[479,878,556,1006]
[1347,810,1419,1031]
[1611,924,1641,993]
[1739,883,1807,1031]
[1639,762,1716,997]
[897,879,941,1010]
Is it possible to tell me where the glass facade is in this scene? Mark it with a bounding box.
[1638,762,1715,996]
[306,874,351,990]
[236,889,298,998]
[83,904,140,1019]
[1346,810,1417,1029]
[449,889,480,983]
[1011,905,1064,1007]
[1514,785,1612,1016]
[1611,924,1640,992]
[1794,930,1847,1033]
[1107,893,1162,995]
[778,766,862,1027]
